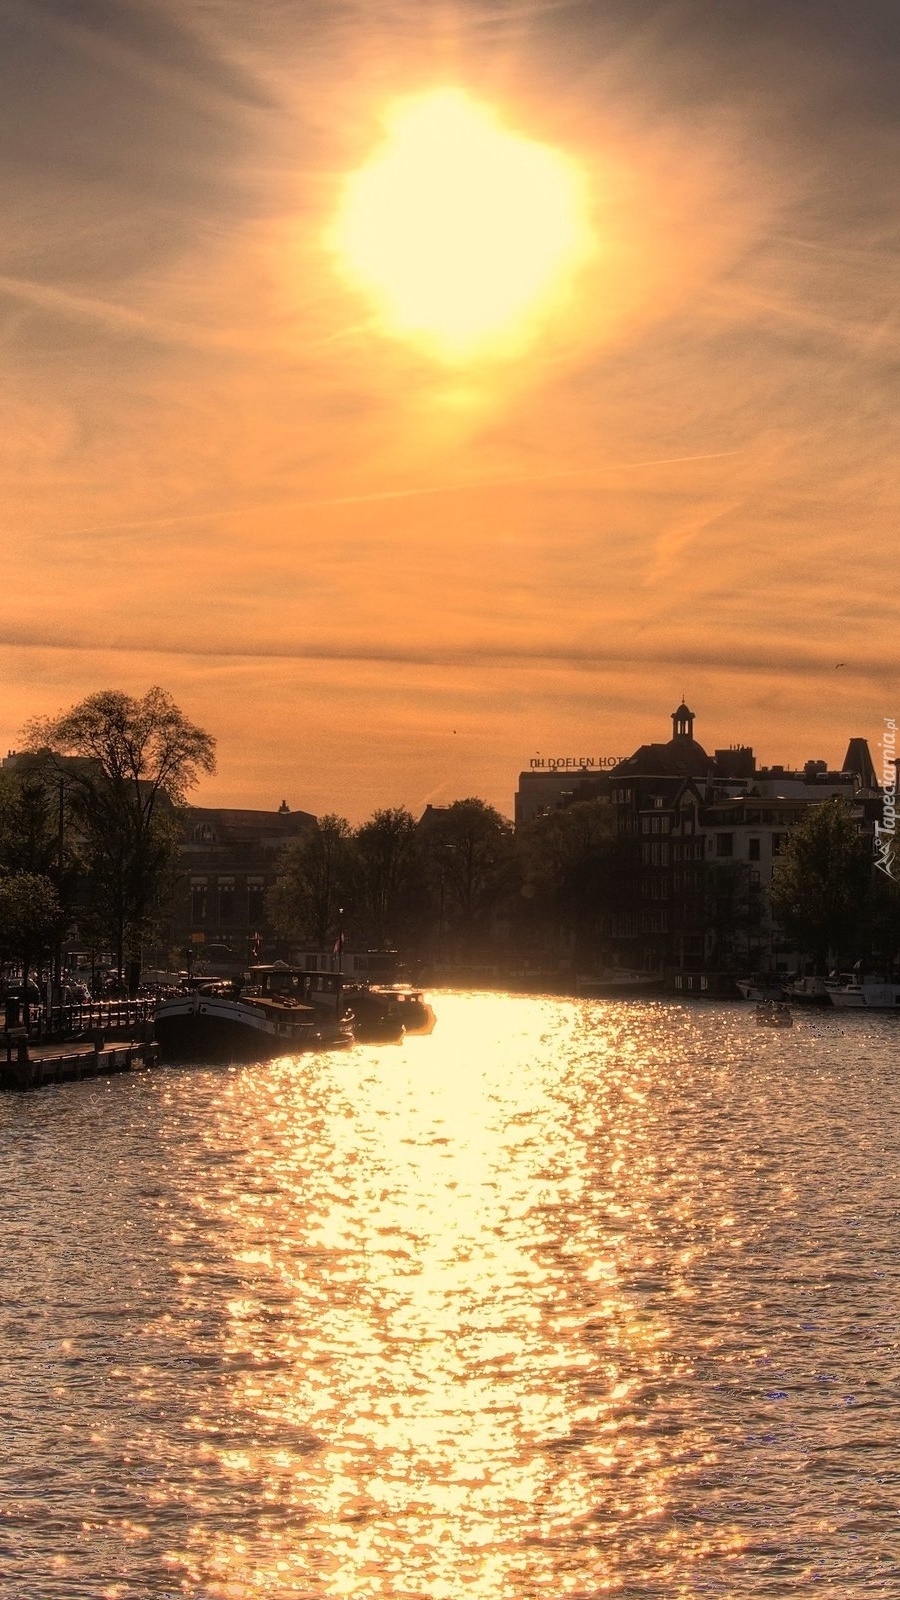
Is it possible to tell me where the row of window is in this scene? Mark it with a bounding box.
[641,816,672,834]
[671,841,706,861]
[190,877,266,926]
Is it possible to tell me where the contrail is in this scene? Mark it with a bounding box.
[52,451,743,541]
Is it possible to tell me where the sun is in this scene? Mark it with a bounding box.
[330,89,595,363]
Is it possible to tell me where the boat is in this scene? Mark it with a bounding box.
[736,976,786,1002]
[782,975,831,1006]
[755,1000,793,1027]
[368,984,436,1034]
[342,982,436,1043]
[576,969,665,998]
[154,966,353,1063]
[826,977,900,1010]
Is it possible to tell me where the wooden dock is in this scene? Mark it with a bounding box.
[1,1033,158,1093]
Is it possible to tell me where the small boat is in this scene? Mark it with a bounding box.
[154,966,353,1063]
[737,976,786,1002]
[368,984,436,1034]
[576,969,665,998]
[341,983,436,1044]
[755,1000,793,1027]
[782,975,831,1006]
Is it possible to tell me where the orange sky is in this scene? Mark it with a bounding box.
[1,0,897,821]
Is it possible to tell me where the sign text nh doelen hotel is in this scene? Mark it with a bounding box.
[528,755,626,771]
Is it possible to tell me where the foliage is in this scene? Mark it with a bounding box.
[0,870,63,1002]
[0,759,63,878]
[267,815,354,950]
[770,798,871,966]
[518,798,623,935]
[25,687,215,992]
[353,807,423,949]
[419,798,517,953]
[864,864,900,963]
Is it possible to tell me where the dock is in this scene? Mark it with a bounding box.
[1,1030,157,1094]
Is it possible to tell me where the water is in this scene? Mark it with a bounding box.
[1,994,898,1599]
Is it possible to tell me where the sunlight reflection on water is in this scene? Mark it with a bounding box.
[1,994,898,1598]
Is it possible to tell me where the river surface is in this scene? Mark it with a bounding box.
[1,993,898,1600]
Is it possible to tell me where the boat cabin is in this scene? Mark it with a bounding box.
[243,965,345,1014]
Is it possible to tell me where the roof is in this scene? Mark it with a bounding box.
[612,738,710,778]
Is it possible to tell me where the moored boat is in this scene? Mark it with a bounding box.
[576,969,665,998]
[783,975,831,1006]
[341,983,436,1043]
[737,976,786,1002]
[826,977,900,1010]
[154,966,353,1063]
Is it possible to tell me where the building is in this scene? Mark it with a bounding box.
[602,704,878,987]
[159,801,316,973]
[515,755,627,829]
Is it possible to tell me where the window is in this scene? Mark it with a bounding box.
[190,880,208,923]
[716,833,733,857]
[748,837,761,860]
[218,878,235,925]
[247,878,265,925]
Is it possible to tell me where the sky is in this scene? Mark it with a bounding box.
[1,0,897,822]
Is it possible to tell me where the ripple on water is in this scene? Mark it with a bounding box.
[1,995,898,1598]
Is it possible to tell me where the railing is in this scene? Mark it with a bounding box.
[5,1000,157,1043]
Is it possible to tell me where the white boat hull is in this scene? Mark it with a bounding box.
[828,982,900,1010]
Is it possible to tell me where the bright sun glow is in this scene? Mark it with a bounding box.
[331,89,595,362]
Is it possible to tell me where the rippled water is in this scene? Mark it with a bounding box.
[1,994,898,1599]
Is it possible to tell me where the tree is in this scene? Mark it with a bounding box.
[0,756,82,993]
[267,814,354,950]
[354,807,422,949]
[0,759,64,878]
[770,798,871,969]
[517,798,627,966]
[25,688,216,994]
[0,871,63,1020]
[420,798,517,957]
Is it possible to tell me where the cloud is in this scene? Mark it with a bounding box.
[0,0,897,818]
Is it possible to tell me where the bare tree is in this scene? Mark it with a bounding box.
[26,688,215,994]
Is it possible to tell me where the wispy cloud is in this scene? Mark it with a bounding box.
[0,0,897,815]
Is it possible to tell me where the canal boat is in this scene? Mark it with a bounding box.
[154,966,353,1063]
[342,983,436,1044]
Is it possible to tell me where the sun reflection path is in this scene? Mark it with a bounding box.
[173,995,739,1599]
